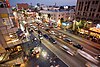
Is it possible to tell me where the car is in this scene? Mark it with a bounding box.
[73,44,83,50]
[38,30,42,34]
[60,45,74,56]
[49,37,57,44]
[42,26,44,29]
[62,34,66,38]
[95,54,100,60]
[34,37,37,40]
[63,38,72,43]
[45,28,50,32]
[31,26,36,29]
[50,31,55,35]
[39,34,43,40]
[43,34,50,39]
[34,28,38,31]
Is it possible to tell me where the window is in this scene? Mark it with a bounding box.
[90,8,92,11]
[92,1,95,4]
[86,1,90,11]
[83,12,85,16]
[89,13,91,16]
[96,14,99,18]
[92,13,94,17]
[84,6,86,11]
[85,1,87,4]
[95,1,99,4]
[77,12,79,15]
[98,5,100,12]
[93,9,96,12]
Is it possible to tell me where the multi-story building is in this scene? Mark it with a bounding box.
[40,10,68,22]
[39,10,75,22]
[0,0,18,53]
[76,0,100,24]
[17,3,29,10]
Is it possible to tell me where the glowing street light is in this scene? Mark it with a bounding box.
[41,50,47,58]
[9,34,13,38]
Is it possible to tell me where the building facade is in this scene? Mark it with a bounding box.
[0,0,18,53]
[17,3,29,10]
[40,10,71,22]
[76,0,100,24]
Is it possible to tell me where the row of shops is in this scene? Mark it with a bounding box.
[77,24,100,43]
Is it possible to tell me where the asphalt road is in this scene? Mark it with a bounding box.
[26,19,100,66]
[22,33,68,67]
[53,28,100,56]
[30,22,100,67]
[32,29,87,67]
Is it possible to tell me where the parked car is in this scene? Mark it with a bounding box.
[49,37,57,44]
[73,44,83,50]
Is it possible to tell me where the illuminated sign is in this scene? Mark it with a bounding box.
[62,22,67,26]
[0,13,8,18]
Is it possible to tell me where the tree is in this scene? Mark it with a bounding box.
[48,14,51,19]
[37,3,40,7]
[59,6,64,10]
[61,18,64,23]
[38,13,41,16]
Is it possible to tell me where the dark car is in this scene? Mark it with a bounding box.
[95,54,100,60]
[38,30,42,34]
[43,34,50,39]
[49,37,57,44]
[45,28,50,32]
[63,38,72,43]
[73,44,83,50]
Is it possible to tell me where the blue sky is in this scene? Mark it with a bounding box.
[9,0,77,6]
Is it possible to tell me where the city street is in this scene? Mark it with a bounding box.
[53,28,100,56]
[1,0,100,67]
[33,21,100,57]
[22,32,68,67]
[31,22,100,66]
[32,28,99,67]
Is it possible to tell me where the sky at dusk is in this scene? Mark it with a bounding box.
[9,0,77,6]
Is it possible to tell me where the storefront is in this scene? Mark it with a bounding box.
[61,22,72,30]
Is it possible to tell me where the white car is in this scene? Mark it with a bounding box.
[50,31,55,35]
[39,34,43,40]
[34,28,38,31]
[60,45,74,56]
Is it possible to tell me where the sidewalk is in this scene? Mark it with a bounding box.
[55,28,100,50]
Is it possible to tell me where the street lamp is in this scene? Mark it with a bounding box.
[41,50,47,58]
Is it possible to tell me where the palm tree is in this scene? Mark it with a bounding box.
[60,18,64,23]
[48,14,51,19]
[38,13,41,18]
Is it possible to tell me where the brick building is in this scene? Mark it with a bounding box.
[76,0,100,24]
[17,3,29,10]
